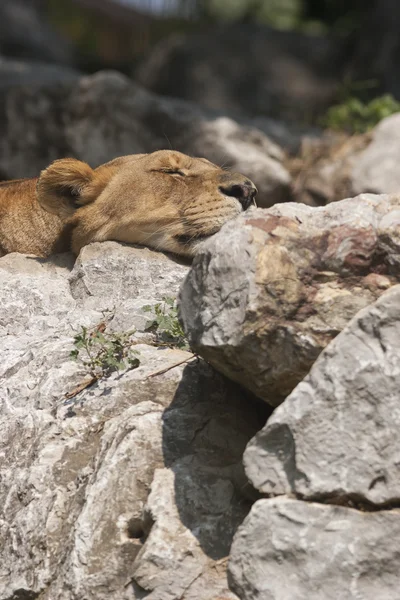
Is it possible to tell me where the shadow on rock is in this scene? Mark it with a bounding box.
[161,359,271,560]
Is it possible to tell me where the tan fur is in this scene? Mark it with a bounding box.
[0,150,256,258]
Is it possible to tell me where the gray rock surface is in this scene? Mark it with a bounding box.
[352,113,400,196]
[179,194,400,406]
[229,497,400,600]
[0,242,265,599]
[0,70,290,207]
[228,285,400,599]
[0,55,80,91]
[292,113,400,207]
[290,132,367,206]
[244,284,400,506]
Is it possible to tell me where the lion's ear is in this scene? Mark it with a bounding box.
[36,158,95,219]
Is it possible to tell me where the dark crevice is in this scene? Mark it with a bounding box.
[303,491,400,513]
[127,580,151,599]
[6,590,39,600]
[262,490,400,513]
[126,517,145,540]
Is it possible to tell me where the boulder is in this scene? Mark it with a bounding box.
[351,113,400,196]
[228,285,400,599]
[290,132,368,206]
[244,284,400,506]
[0,55,80,91]
[292,113,400,206]
[0,242,267,599]
[0,71,290,207]
[179,194,400,406]
[229,497,400,600]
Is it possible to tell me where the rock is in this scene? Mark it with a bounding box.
[134,26,341,122]
[177,116,290,205]
[229,497,400,600]
[292,114,400,207]
[251,115,322,155]
[0,55,80,91]
[69,242,189,305]
[290,132,369,206]
[351,113,400,196]
[0,242,267,599]
[244,284,400,506]
[0,70,290,207]
[179,194,400,406]
[228,281,400,598]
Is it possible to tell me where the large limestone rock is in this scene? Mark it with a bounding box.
[290,132,367,206]
[228,286,400,599]
[179,193,400,406]
[245,284,400,506]
[0,71,290,207]
[292,113,400,206]
[229,497,400,600]
[0,242,266,599]
[351,113,400,196]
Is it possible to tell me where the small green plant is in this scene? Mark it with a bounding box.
[142,296,189,350]
[322,94,400,134]
[70,323,140,379]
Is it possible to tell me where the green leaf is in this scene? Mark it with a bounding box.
[163,296,175,307]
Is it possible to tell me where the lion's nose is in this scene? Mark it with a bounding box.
[219,181,257,210]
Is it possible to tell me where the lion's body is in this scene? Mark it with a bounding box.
[0,150,256,258]
[0,178,65,257]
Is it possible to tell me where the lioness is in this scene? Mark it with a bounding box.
[0,150,257,258]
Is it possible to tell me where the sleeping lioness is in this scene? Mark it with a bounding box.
[0,150,257,258]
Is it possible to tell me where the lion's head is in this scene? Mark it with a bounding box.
[0,150,257,257]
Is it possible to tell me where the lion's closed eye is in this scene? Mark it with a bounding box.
[159,168,187,177]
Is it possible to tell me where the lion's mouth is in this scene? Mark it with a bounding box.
[174,230,219,246]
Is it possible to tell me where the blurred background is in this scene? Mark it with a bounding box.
[1,0,397,121]
[1,0,400,207]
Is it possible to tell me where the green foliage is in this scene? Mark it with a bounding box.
[254,0,302,29]
[202,0,302,27]
[322,94,400,134]
[142,297,189,350]
[70,324,140,378]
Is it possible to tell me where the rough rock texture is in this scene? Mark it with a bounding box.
[135,26,341,121]
[290,132,368,206]
[0,70,290,207]
[179,193,400,406]
[0,242,266,600]
[351,113,400,196]
[229,286,400,599]
[229,497,400,600]
[291,113,400,206]
[245,284,400,506]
